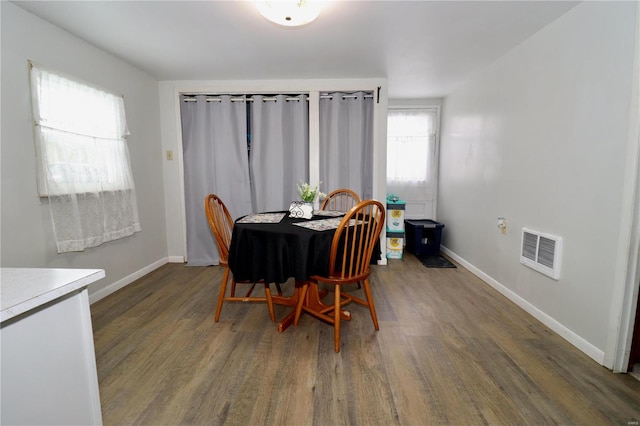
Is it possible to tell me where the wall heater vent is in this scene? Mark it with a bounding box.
[520,227,563,280]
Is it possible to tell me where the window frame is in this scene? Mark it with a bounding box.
[386,102,441,219]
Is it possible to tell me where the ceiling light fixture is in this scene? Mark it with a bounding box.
[255,0,321,27]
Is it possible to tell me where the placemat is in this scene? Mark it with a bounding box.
[293,218,356,231]
[237,212,286,224]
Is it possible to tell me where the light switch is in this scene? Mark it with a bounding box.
[166,150,174,161]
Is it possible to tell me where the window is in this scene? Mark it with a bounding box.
[386,108,436,183]
[30,65,132,195]
[30,64,140,253]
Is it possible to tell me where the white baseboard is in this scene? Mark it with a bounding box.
[88,257,169,304]
[441,246,605,366]
[168,256,185,263]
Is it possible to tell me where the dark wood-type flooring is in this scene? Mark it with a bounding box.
[91,254,640,425]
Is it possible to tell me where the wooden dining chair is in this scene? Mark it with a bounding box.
[205,194,280,322]
[294,199,385,352]
[321,188,365,288]
[320,188,361,212]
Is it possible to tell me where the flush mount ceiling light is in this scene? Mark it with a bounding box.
[255,0,322,27]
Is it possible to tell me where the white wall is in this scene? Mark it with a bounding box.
[438,1,638,365]
[1,3,168,301]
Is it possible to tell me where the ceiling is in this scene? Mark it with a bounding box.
[12,1,579,99]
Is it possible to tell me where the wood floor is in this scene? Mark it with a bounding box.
[91,254,640,425]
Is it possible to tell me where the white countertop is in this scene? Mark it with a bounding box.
[0,268,105,323]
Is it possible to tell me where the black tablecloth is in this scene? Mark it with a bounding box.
[228,212,338,284]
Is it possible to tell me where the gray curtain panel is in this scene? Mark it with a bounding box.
[250,94,309,212]
[319,91,374,200]
[180,91,372,265]
[180,95,252,266]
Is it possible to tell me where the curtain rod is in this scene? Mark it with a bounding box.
[182,93,374,103]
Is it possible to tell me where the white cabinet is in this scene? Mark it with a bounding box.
[1,268,105,426]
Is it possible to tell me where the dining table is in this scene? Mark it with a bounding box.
[228,210,353,332]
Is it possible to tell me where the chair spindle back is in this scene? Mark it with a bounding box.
[321,189,361,212]
[204,194,234,263]
[328,199,385,281]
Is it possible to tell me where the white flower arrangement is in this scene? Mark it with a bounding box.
[297,180,326,203]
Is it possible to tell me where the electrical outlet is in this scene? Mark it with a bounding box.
[497,217,507,234]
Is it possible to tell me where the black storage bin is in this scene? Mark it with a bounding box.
[405,219,445,256]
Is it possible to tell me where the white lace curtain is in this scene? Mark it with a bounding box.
[30,65,141,253]
[386,108,437,201]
